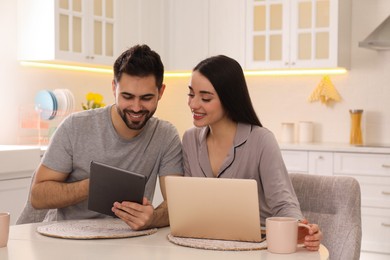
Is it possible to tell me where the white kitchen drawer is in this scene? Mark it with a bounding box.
[341,175,390,208]
[308,152,333,176]
[361,207,390,254]
[360,252,390,260]
[281,150,308,173]
[334,152,390,177]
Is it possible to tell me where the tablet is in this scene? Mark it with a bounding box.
[88,161,147,217]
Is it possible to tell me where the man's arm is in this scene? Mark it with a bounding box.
[30,163,89,209]
[112,175,179,230]
[149,175,170,227]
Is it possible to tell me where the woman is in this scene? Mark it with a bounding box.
[182,55,322,251]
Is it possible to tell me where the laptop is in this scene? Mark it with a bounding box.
[165,176,262,242]
[88,161,147,217]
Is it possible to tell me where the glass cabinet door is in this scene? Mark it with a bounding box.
[246,0,340,69]
[58,0,85,56]
[290,0,332,68]
[92,0,115,60]
[56,0,116,64]
[246,0,290,69]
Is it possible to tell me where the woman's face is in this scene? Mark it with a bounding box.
[188,71,228,128]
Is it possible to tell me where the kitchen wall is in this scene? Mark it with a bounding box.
[1,0,390,145]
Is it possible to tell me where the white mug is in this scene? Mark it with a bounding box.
[0,212,10,248]
[266,217,310,254]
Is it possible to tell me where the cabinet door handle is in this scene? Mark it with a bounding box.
[382,164,390,168]
[318,156,323,160]
[382,223,390,227]
[382,191,390,195]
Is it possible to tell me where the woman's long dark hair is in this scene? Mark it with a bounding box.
[193,55,262,127]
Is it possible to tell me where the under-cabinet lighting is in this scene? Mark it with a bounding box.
[20,61,347,77]
[19,61,195,77]
[20,61,113,74]
[244,68,348,76]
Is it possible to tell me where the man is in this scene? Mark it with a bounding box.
[29,44,183,230]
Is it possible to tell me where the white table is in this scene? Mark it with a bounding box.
[0,223,329,260]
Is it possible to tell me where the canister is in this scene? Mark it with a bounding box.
[298,121,314,143]
[281,122,295,143]
[350,109,363,145]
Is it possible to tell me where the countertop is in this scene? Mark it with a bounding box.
[0,145,42,151]
[4,142,390,152]
[0,145,46,157]
[0,145,41,179]
[3,142,390,155]
[279,142,390,154]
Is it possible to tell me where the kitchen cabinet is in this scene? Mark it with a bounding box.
[165,0,209,70]
[333,152,390,256]
[119,0,168,64]
[281,150,332,175]
[0,178,32,226]
[0,146,41,225]
[280,150,308,173]
[308,151,333,175]
[165,0,246,70]
[208,0,246,66]
[245,0,352,69]
[280,144,390,259]
[18,0,121,66]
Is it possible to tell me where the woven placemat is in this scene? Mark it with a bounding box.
[167,234,267,251]
[37,218,157,239]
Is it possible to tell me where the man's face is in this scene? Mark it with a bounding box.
[112,73,165,130]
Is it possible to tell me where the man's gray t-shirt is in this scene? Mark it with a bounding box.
[42,105,183,221]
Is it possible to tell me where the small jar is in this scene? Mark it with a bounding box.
[281,123,295,143]
[349,109,363,145]
[298,121,314,143]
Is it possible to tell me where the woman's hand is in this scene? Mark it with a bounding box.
[298,219,323,251]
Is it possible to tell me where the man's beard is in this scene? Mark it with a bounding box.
[116,106,156,130]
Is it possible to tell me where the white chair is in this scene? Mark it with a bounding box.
[289,173,362,260]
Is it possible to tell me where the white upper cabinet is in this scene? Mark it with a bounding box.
[18,0,120,66]
[245,0,352,70]
[18,0,352,71]
[208,0,246,67]
[118,0,167,64]
[165,0,246,70]
[164,0,209,71]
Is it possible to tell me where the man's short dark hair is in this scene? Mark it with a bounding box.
[113,44,164,90]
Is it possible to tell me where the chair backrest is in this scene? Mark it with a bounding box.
[289,173,362,260]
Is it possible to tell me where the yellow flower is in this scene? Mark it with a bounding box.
[82,92,106,110]
[86,92,95,101]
